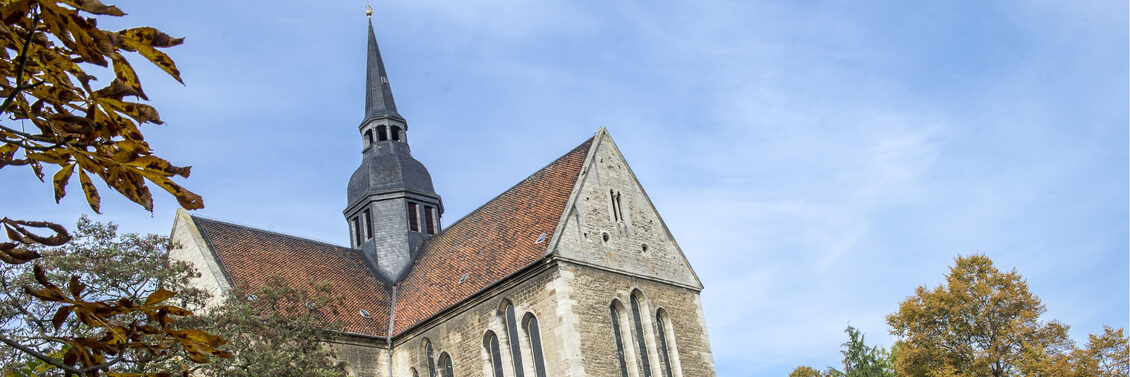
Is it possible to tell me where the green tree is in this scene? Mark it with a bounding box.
[790,326,896,377]
[886,254,1126,377]
[183,276,348,377]
[1,218,348,376]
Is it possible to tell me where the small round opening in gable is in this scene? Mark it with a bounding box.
[641,243,648,252]
[602,232,610,242]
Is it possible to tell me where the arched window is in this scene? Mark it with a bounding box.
[523,313,547,377]
[410,368,419,377]
[439,352,454,377]
[378,125,389,141]
[364,129,374,146]
[655,309,675,377]
[484,331,504,377]
[610,303,630,377]
[630,293,652,377]
[504,303,525,377]
[391,125,402,141]
[424,339,438,377]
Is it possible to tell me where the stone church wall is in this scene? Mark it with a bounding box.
[333,336,390,377]
[563,261,716,377]
[390,265,575,377]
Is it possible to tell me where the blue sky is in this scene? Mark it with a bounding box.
[2,1,1127,375]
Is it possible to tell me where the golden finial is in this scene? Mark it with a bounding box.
[365,2,373,18]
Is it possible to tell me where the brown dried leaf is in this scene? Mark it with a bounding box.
[59,0,126,16]
[53,163,76,203]
[78,168,101,213]
[52,305,74,329]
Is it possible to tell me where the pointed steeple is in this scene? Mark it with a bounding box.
[363,20,404,123]
[346,16,442,284]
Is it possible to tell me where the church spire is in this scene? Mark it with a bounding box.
[346,15,442,284]
[363,20,404,123]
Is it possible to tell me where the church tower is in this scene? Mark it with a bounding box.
[344,20,442,283]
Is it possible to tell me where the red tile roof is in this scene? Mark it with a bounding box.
[192,217,392,337]
[191,136,593,337]
[392,138,592,334]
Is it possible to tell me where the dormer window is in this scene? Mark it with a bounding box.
[408,202,420,232]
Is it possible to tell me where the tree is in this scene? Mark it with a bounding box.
[886,254,1113,377]
[0,216,212,373]
[789,326,896,377]
[1018,326,1130,377]
[0,0,223,374]
[1,218,349,376]
[182,276,349,377]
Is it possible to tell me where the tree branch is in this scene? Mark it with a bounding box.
[0,333,83,374]
[0,8,41,115]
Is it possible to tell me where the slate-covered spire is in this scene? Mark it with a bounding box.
[363,20,403,123]
[346,17,442,284]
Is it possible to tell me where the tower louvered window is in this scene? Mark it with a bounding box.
[408,202,420,232]
[631,295,652,377]
[362,209,372,240]
[351,217,361,247]
[424,205,436,234]
[484,331,504,377]
[610,305,630,377]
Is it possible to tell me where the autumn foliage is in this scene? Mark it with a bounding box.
[0,0,225,375]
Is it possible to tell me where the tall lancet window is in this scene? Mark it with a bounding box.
[424,339,437,377]
[524,313,548,377]
[610,304,630,377]
[484,331,504,377]
[630,294,652,377]
[438,352,454,377]
[656,309,675,377]
[504,303,525,377]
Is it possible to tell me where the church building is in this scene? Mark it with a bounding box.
[169,19,717,377]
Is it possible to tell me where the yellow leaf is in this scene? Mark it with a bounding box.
[144,289,175,306]
[119,27,184,83]
[110,53,147,100]
[58,0,126,16]
[136,169,203,210]
[78,168,101,213]
[53,163,76,203]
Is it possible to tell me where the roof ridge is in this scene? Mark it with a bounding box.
[189,215,356,252]
[424,135,596,240]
